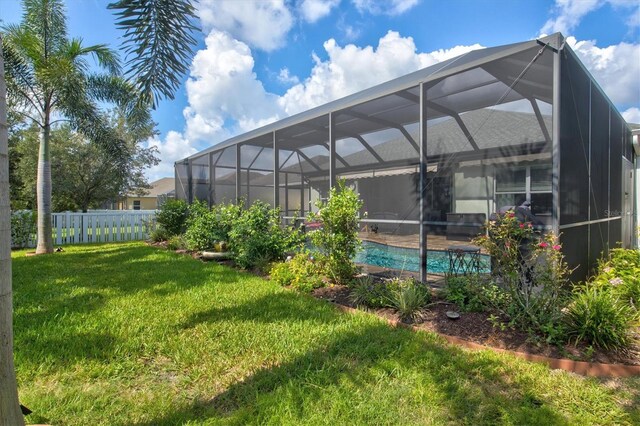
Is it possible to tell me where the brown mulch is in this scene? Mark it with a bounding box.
[312,284,640,366]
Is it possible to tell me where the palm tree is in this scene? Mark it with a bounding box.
[3,0,127,254]
[0,32,24,426]
[0,0,196,421]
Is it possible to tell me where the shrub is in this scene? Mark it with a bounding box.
[591,248,640,309]
[184,201,242,252]
[270,261,296,287]
[149,227,170,243]
[270,253,323,292]
[288,253,324,292]
[229,201,304,269]
[156,199,189,236]
[167,235,188,251]
[443,276,484,312]
[350,276,392,308]
[11,210,36,248]
[386,278,431,323]
[308,180,363,284]
[473,214,570,337]
[565,285,639,351]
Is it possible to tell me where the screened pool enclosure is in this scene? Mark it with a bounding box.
[176,33,635,282]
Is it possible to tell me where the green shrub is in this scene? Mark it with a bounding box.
[270,261,296,287]
[156,199,189,236]
[565,285,639,351]
[349,276,400,308]
[443,276,485,312]
[386,278,431,323]
[270,253,323,292]
[229,201,304,269]
[11,210,36,248]
[592,248,640,309]
[308,180,363,284]
[184,201,242,252]
[288,253,324,292]
[167,235,188,251]
[149,227,170,243]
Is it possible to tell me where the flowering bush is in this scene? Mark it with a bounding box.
[473,211,570,339]
[589,248,640,310]
[270,253,324,292]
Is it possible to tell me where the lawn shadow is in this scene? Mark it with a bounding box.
[181,292,343,329]
[140,314,576,425]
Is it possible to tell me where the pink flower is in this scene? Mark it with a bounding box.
[552,245,561,251]
[609,277,623,286]
[506,212,515,218]
[519,223,525,229]
[539,242,548,248]
[527,223,533,228]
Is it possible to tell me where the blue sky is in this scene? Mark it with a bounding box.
[2,0,639,180]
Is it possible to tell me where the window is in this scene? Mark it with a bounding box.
[495,164,552,216]
[133,200,141,210]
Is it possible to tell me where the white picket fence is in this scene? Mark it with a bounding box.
[17,210,157,248]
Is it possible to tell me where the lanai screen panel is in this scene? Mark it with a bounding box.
[191,154,210,202]
[333,89,421,275]
[424,44,554,265]
[277,114,330,217]
[212,145,237,204]
[175,161,189,201]
[559,47,633,280]
[239,133,275,207]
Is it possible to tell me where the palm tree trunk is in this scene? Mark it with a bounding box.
[0,35,26,426]
[35,113,53,254]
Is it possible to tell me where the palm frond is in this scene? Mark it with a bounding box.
[108,0,198,108]
[86,74,154,135]
[68,38,121,75]
[22,0,68,54]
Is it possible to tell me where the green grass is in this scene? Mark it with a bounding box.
[12,242,640,425]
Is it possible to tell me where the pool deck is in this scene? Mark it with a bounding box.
[359,231,486,253]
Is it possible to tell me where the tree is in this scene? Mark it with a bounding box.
[0,0,197,421]
[0,31,24,426]
[12,119,158,212]
[2,0,144,254]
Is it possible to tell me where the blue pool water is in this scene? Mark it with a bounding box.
[354,240,491,274]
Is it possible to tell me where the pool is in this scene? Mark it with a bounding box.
[354,240,491,274]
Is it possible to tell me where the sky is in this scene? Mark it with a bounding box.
[1,0,639,181]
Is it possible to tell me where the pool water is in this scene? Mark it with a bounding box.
[354,240,491,274]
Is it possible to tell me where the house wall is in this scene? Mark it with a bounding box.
[122,197,157,210]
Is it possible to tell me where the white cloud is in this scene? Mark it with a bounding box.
[540,0,640,35]
[352,0,420,15]
[185,31,283,133]
[567,36,640,107]
[299,0,340,23]
[145,131,199,179]
[277,68,300,85]
[279,31,482,115]
[198,0,294,51]
[622,107,640,124]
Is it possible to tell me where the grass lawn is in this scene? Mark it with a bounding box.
[12,242,640,425]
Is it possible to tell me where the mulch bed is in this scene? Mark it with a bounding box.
[312,284,640,366]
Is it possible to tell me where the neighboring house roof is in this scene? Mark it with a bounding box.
[129,178,175,198]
